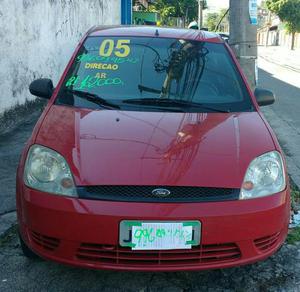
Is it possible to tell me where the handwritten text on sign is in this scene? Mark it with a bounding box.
[132,222,193,250]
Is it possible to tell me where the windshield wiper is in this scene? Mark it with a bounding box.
[123,98,230,113]
[65,89,120,110]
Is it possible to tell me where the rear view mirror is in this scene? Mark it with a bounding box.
[29,78,54,99]
[254,88,275,106]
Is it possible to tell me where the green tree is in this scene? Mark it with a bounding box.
[266,0,300,49]
[205,12,219,31]
[204,8,229,32]
[149,0,207,26]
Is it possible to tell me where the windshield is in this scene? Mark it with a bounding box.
[55,36,254,113]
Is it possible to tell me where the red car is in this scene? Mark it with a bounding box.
[17,26,290,271]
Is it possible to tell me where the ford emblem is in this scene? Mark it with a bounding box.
[152,188,171,197]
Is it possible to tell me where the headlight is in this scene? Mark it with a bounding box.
[24,145,77,197]
[240,151,286,199]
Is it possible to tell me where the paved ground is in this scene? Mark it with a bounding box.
[0,50,300,291]
[1,226,300,292]
[258,46,300,73]
[0,106,43,216]
[258,56,300,187]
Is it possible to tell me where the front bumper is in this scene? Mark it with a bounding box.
[17,185,290,271]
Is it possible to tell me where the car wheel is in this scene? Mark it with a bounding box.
[19,232,39,259]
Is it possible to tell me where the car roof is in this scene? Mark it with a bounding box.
[88,26,224,43]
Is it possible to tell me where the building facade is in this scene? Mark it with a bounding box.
[257,13,300,49]
[0,0,124,114]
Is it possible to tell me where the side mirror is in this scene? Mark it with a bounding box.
[29,78,54,99]
[254,88,275,106]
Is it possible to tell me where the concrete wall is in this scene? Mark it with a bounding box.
[0,0,120,114]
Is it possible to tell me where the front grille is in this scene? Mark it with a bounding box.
[30,230,60,251]
[254,232,281,252]
[77,185,240,202]
[76,242,241,266]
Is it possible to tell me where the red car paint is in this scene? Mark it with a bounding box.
[17,26,290,271]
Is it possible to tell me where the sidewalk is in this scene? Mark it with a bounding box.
[258,45,300,72]
[0,103,43,237]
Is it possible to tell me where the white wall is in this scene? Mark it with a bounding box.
[0,0,120,114]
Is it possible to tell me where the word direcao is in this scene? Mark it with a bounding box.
[84,63,119,70]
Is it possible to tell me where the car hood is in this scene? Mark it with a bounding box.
[36,105,275,188]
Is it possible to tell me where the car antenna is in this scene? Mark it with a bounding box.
[155,29,159,37]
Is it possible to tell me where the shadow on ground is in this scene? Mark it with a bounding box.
[258,68,300,132]
[0,100,45,215]
[0,226,300,292]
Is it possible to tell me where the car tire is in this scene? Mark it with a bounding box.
[19,233,39,259]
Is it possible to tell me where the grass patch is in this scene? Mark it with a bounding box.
[0,98,46,136]
[0,224,17,247]
[289,176,300,213]
[286,177,300,244]
[291,189,300,203]
[288,180,300,244]
[287,226,300,244]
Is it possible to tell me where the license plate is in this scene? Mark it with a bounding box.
[119,221,201,250]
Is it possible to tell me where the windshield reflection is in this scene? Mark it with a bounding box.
[56,36,253,113]
[139,39,208,102]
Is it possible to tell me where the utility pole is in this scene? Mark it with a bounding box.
[198,0,203,28]
[229,0,257,90]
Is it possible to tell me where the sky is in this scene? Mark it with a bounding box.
[207,0,262,11]
[207,0,229,9]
